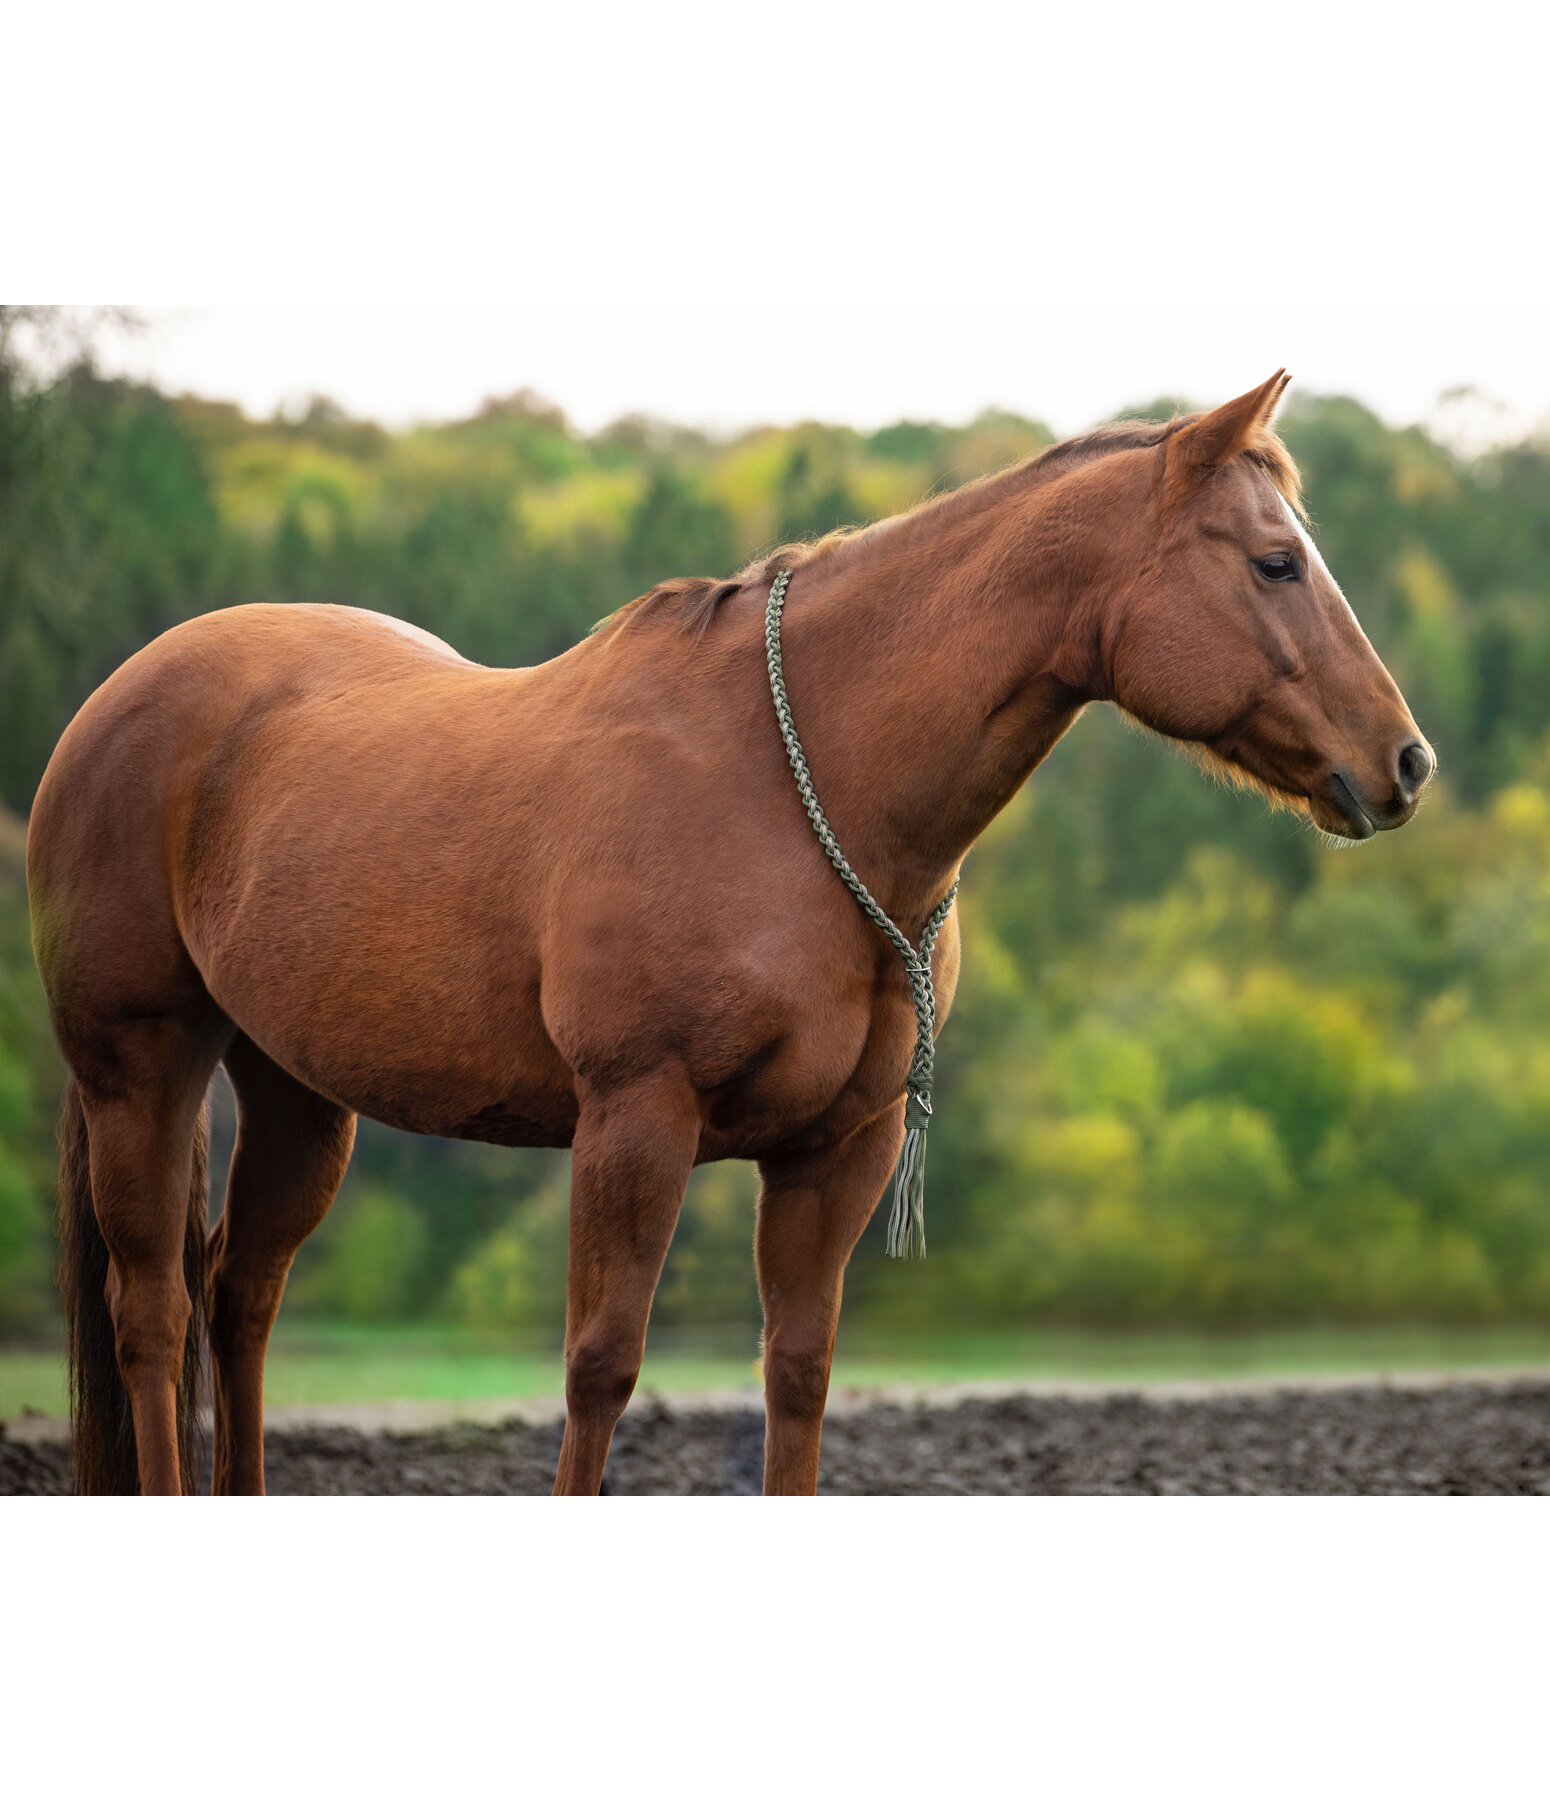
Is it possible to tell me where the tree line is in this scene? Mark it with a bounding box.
[2,338,1549,1334]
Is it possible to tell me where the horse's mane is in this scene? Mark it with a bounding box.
[595,411,1304,639]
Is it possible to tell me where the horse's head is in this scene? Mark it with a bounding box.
[1104,371,1433,840]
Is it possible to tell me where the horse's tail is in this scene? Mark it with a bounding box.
[58,1079,210,1495]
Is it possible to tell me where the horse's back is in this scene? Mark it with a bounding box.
[34,602,471,800]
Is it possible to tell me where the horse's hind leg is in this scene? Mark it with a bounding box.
[207,1034,356,1495]
[553,1074,703,1495]
[81,1014,227,1495]
[755,1107,905,1495]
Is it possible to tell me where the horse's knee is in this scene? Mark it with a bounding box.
[565,1330,641,1421]
[765,1339,831,1424]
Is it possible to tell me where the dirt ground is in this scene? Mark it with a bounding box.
[6,1379,1550,1494]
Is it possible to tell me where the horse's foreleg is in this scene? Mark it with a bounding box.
[553,1074,703,1495]
[756,1105,905,1496]
[207,1036,356,1495]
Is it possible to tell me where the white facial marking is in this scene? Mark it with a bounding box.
[1279,494,1362,628]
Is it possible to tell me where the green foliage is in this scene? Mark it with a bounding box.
[622,468,738,597]
[0,1106,45,1314]
[444,1163,760,1335]
[287,1185,429,1323]
[652,1165,761,1328]
[3,334,1550,1338]
[448,1184,570,1334]
[853,786,1550,1332]
[0,809,56,1331]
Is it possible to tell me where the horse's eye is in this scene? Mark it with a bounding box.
[1257,554,1300,582]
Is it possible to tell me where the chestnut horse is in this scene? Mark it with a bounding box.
[29,372,1433,1495]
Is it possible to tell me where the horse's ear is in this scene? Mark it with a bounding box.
[1164,370,1291,507]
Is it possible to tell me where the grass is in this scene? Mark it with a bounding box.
[8,1321,1550,1419]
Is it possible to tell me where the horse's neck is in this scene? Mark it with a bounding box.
[777,477,1111,930]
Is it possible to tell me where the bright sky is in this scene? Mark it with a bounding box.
[9,4,1550,443]
[74,303,1550,446]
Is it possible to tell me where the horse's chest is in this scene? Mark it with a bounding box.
[697,968,922,1161]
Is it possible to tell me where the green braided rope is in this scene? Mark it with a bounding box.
[765,568,959,1258]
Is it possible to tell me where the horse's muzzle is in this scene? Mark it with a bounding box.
[1326,737,1435,837]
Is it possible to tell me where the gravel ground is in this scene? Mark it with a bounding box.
[6,1379,1550,1494]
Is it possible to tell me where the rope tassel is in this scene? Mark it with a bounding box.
[765,567,959,1263]
[886,1093,932,1259]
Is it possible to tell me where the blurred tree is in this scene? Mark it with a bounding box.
[622,467,737,595]
[4,357,1550,1338]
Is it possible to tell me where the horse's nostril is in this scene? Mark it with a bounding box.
[1397,740,1434,798]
